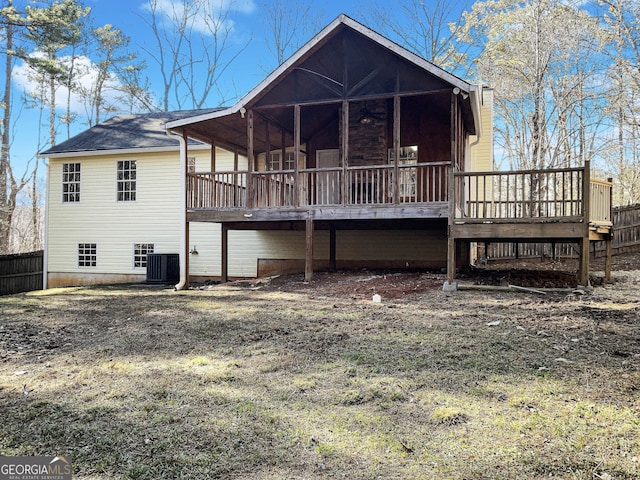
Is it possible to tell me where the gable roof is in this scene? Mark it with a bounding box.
[40,109,219,158]
[166,14,481,135]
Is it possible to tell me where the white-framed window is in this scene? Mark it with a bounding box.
[117,160,136,201]
[133,243,154,268]
[389,146,418,197]
[78,243,97,267]
[268,151,303,170]
[187,156,196,173]
[62,162,81,203]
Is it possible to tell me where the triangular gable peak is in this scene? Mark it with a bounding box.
[167,14,479,135]
[251,18,467,108]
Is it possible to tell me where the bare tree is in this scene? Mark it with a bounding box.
[458,0,608,170]
[141,0,252,111]
[80,24,153,126]
[365,0,471,74]
[262,0,323,68]
[0,0,22,253]
[599,0,640,205]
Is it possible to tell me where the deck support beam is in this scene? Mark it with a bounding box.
[578,237,590,286]
[329,226,336,271]
[221,223,229,283]
[305,215,314,282]
[446,234,456,286]
[604,236,612,283]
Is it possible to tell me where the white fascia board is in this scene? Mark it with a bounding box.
[40,143,211,159]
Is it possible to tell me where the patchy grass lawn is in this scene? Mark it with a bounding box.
[0,272,639,479]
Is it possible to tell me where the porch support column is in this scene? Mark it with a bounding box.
[341,99,349,206]
[444,91,458,291]
[211,140,216,171]
[305,214,314,282]
[294,104,301,206]
[247,109,254,208]
[221,223,229,283]
[265,120,270,169]
[393,95,400,204]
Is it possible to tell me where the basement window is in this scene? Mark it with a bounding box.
[78,243,97,267]
[133,243,154,268]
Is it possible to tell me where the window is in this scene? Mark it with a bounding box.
[268,151,302,170]
[62,162,81,202]
[187,156,196,173]
[133,243,154,268]
[389,146,418,197]
[117,160,136,201]
[78,243,97,267]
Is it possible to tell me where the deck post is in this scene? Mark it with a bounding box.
[247,109,254,208]
[329,226,336,271]
[305,214,314,282]
[604,236,612,283]
[605,177,613,284]
[578,160,591,286]
[221,223,228,283]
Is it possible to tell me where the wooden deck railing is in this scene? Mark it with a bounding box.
[453,167,612,225]
[187,172,247,209]
[187,162,449,209]
[590,179,613,224]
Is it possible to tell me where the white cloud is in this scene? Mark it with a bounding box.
[12,53,126,117]
[142,0,256,37]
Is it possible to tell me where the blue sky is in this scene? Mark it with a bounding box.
[9,0,471,180]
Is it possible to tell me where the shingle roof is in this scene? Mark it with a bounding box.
[40,109,220,156]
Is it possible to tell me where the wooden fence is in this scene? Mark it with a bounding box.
[0,250,43,295]
[486,204,640,261]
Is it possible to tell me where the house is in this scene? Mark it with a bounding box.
[164,14,612,289]
[41,14,611,290]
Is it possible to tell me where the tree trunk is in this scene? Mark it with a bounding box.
[1,4,13,253]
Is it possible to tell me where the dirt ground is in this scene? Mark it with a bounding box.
[1,250,639,479]
[212,249,640,300]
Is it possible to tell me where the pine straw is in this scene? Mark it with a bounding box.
[0,270,639,479]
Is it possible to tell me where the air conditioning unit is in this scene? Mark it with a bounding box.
[146,254,180,284]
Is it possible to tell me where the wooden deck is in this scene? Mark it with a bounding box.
[187,163,611,232]
[186,162,450,222]
[451,166,612,240]
[186,162,613,286]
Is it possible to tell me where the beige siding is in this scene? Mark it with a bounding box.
[468,88,494,173]
[192,229,445,278]
[48,148,210,279]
